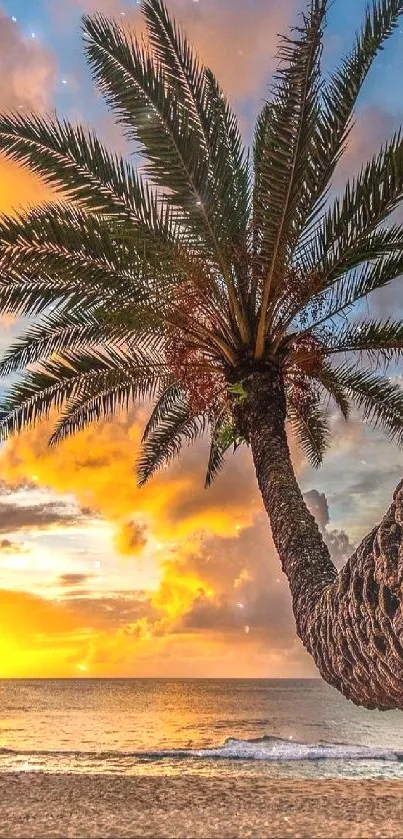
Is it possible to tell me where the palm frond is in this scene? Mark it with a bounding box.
[311,361,351,419]
[287,399,330,467]
[254,0,328,355]
[329,364,403,443]
[0,304,162,378]
[83,12,249,336]
[312,133,403,283]
[137,394,207,486]
[0,309,97,377]
[0,345,167,439]
[0,203,156,324]
[0,207,231,361]
[276,224,403,339]
[0,203,203,338]
[142,381,182,442]
[300,249,403,333]
[0,113,197,289]
[205,412,241,487]
[84,18,220,254]
[0,203,143,290]
[252,103,271,262]
[325,318,403,362]
[143,0,249,242]
[0,112,147,217]
[302,0,403,224]
[50,373,165,445]
[0,278,86,319]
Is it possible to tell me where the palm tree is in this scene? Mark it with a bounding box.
[0,0,403,708]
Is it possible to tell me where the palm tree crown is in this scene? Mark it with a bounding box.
[0,0,403,486]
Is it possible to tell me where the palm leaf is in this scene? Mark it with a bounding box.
[0,112,146,217]
[142,381,182,442]
[330,364,403,443]
[143,0,249,242]
[137,394,207,486]
[302,0,403,224]
[312,133,403,283]
[301,249,403,333]
[254,0,328,355]
[0,203,155,322]
[0,112,195,282]
[325,318,403,362]
[50,372,166,445]
[276,223,403,336]
[0,345,167,439]
[0,204,214,343]
[0,305,163,379]
[205,412,241,488]
[0,203,143,289]
[310,361,351,420]
[84,16,222,252]
[287,399,330,467]
[83,12,248,336]
[0,309,98,377]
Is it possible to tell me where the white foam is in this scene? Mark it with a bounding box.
[0,738,401,765]
[187,737,400,762]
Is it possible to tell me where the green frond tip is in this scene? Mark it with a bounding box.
[229,383,248,403]
[205,414,244,488]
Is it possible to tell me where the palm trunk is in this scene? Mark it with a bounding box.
[236,366,403,711]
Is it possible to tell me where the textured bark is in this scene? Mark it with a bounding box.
[236,366,403,711]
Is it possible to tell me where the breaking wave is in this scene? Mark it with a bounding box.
[1,736,402,765]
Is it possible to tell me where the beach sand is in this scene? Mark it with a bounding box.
[1,773,403,838]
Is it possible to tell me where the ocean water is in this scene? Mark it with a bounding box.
[1,678,403,779]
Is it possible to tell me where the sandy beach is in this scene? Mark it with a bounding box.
[1,773,403,838]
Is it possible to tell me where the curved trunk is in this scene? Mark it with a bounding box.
[237,367,403,711]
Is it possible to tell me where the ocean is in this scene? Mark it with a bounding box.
[1,678,403,779]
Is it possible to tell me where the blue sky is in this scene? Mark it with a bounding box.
[3,0,403,133]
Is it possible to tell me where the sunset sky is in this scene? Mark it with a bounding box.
[0,0,403,679]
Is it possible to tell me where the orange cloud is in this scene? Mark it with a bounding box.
[0,406,319,679]
[0,155,50,215]
[114,519,148,556]
[0,410,261,547]
[0,391,310,678]
[0,579,313,678]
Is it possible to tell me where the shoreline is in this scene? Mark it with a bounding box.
[1,773,403,838]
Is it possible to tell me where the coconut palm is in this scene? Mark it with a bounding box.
[0,0,403,708]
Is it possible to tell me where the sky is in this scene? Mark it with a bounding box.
[0,0,403,679]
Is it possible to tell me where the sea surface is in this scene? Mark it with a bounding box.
[1,678,403,779]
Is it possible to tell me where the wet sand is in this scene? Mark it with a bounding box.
[1,773,403,838]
